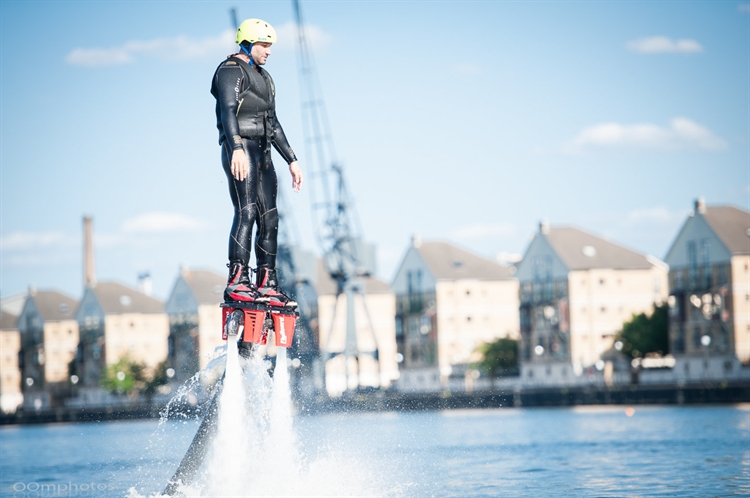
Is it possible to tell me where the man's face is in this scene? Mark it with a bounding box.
[251,42,272,65]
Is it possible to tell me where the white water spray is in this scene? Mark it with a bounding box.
[202,338,249,496]
[196,332,305,496]
[131,331,388,497]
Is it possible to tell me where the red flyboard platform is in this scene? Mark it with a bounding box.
[221,302,297,347]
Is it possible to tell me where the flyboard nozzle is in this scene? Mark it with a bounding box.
[225,310,244,337]
[221,303,297,346]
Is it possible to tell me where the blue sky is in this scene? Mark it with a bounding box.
[1,0,748,302]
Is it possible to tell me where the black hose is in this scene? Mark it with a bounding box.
[163,373,224,496]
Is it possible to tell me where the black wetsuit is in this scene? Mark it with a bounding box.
[211,56,297,268]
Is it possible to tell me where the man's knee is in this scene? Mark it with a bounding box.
[263,209,279,230]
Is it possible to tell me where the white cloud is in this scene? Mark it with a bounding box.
[564,118,727,153]
[626,36,703,54]
[0,231,77,251]
[1,213,206,253]
[740,4,750,13]
[66,22,333,67]
[122,212,206,234]
[627,207,674,224]
[274,21,333,52]
[451,222,516,240]
[66,29,236,67]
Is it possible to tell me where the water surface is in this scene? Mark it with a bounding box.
[1,405,748,497]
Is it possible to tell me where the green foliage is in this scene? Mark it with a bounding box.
[144,360,170,395]
[475,337,519,378]
[617,304,669,359]
[100,356,169,396]
[101,357,143,394]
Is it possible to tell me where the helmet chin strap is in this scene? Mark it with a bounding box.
[240,43,254,66]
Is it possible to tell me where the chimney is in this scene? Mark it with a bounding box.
[411,234,422,248]
[539,219,550,235]
[694,197,706,214]
[83,216,96,288]
[137,272,153,297]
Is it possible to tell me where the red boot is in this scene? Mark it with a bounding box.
[224,261,266,303]
[255,266,297,308]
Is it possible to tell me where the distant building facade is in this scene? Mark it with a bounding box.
[0,311,22,413]
[17,290,80,408]
[516,222,668,386]
[74,282,168,400]
[316,260,398,396]
[392,239,519,392]
[664,200,750,379]
[165,268,226,380]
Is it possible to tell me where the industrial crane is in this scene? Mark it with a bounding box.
[292,0,380,391]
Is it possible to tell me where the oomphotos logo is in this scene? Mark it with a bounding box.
[10,481,117,497]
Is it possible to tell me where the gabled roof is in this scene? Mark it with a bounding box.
[416,241,514,280]
[702,206,750,255]
[29,290,78,321]
[180,269,225,304]
[91,281,164,314]
[545,227,653,271]
[1,292,27,316]
[316,259,393,296]
[0,311,18,330]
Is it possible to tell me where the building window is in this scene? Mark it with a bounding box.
[699,239,711,287]
[532,257,542,283]
[700,239,710,265]
[693,329,703,348]
[674,325,685,353]
[420,315,431,335]
[688,241,697,285]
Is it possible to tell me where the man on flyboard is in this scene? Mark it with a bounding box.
[211,18,303,308]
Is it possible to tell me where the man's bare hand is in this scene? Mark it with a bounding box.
[231,148,249,181]
[289,161,303,192]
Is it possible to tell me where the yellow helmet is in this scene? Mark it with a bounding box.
[236,18,277,45]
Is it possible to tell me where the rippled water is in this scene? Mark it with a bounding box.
[1,405,748,497]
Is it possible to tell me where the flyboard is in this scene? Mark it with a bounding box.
[163,301,298,496]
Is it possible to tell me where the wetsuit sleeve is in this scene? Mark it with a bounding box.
[214,63,245,150]
[269,114,298,164]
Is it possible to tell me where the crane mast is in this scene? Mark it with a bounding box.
[292,0,379,391]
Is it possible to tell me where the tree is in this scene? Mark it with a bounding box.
[144,360,170,396]
[475,337,519,379]
[100,356,170,399]
[101,357,145,395]
[617,304,669,359]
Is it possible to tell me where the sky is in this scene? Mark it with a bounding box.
[1,0,749,303]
